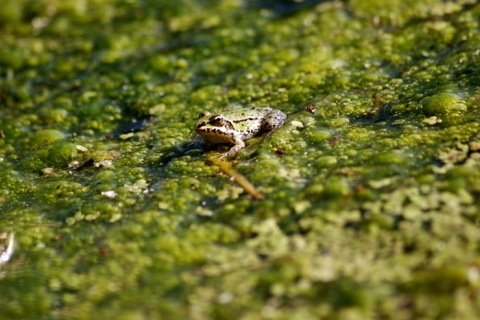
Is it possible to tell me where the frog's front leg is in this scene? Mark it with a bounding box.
[220,136,246,158]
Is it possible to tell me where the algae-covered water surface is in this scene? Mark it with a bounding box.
[1,0,480,318]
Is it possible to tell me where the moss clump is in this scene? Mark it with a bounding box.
[30,130,65,149]
[45,143,79,168]
[422,91,467,117]
[313,155,338,168]
[373,151,406,165]
[39,108,69,124]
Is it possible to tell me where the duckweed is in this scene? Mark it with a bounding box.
[1,0,480,319]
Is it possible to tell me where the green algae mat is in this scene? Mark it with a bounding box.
[1,0,480,318]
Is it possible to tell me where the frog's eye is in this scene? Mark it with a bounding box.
[198,111,211,118]
[210,115,224,125]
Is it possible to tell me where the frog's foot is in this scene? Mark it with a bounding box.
[219,139,245,158]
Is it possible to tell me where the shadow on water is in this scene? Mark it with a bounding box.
[247,0,335,17]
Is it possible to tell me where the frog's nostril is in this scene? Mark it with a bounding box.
[199,111,211,118]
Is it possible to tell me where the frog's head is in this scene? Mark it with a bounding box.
[195,112,233,131]
[194,111,236,143]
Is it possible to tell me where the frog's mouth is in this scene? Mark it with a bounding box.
[197,126,236,144]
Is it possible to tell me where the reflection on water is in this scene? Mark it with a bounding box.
[0,232,15,265]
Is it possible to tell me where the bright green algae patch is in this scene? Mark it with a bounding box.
[1,0,480,319]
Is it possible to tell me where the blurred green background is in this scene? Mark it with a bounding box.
[1,0,480,319]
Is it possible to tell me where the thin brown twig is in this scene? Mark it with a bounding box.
[209,157,265,200]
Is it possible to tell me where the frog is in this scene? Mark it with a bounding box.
[194,106,287,157]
